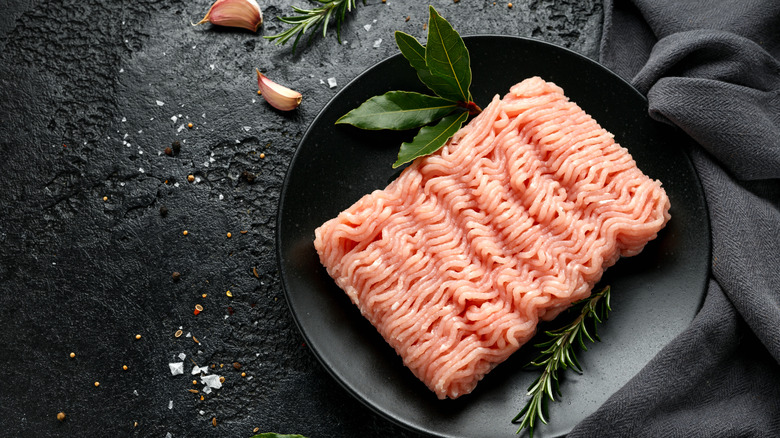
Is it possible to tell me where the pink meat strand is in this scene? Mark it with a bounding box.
[314,77,671,399]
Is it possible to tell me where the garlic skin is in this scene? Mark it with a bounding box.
[195,0,263,32]
[256,69,302,111]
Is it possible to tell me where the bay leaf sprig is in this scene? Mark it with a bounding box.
[513,286,612,437]
[336,6,482,168]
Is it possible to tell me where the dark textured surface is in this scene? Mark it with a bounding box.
[0,1,602,437]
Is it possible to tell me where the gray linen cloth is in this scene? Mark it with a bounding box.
[569,0,780,436]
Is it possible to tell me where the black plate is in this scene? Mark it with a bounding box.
[276,36,710,438]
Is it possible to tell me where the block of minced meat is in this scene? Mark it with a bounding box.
[313,76,671,400]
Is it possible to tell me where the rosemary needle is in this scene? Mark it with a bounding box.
[265,0,365,52]
[513,285,612,437]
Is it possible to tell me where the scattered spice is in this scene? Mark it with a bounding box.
[200,395,205,401]
[202,293,207,298]
[254,427,260,433]
[228,306,234,315]
[508,2,513,7]
[220,364,224,368]
[172,271,181,281]
[192,380,198,385]
[195,304,204,312]
[189,389,199,394]
[212,417,217,427]
[172,140,181,154]
[193,336,200,344]
[226,290,233,298]
[102,196,108,202]
[57,412,66,421]
[405,16,410,22]
[94,381,100,387]
[134,421,138,428]
[164,147,173,156]
[211,364,216,369]
[252,267,259,278]
[135,334,142,340]
[219,376,226,383]
[226,232,232,238]
[69,352,75,358]
[187,122,193,128]
[240,230,248,234]
[241,372,246,377]
[187,174,195,182]
[259,152,266,159]
[241,170,256,183]
[233,362,242,370]
[257,90,262,95]
[183,230,189,236]
[175,329,183,338]
[123,365,128,371]
[160,205,169,217]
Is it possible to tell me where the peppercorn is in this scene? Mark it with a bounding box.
[164,147,173,156]
[159,205,169,217]
[171,141,181,154]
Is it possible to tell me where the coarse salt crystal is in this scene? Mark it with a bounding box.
[192,365,209,375]
[210,64,215,70]
[199,410,205,416]
[156,100,165,106]
[178,353,186,360]
[247,375,253,380]
[133,390,138,396]
[119,68,124,73]
[218,194,224,200]
[373,38,382,48]
[201,374,222,389]
[166,433,172,438]
[243,126,251,132]
[363,24,372,31]
[177,124,186,132]
[202,386,212,395]
[169,362,184,376]
[138,168,145,173]
[168,400,173,409]
[171,115,178,123]
[327,77,337,88]
[121,117,127,122]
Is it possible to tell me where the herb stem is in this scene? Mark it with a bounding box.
[513,285,612,437]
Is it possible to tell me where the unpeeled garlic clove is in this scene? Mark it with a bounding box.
[194,0,263,32]
[256,69,302,111]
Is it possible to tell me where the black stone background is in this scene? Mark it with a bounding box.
[0,1,602,437]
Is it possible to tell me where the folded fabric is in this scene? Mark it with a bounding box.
[570,0,780,436]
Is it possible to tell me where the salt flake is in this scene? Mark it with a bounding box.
[168,362,184,376]
[168,400,173,409]
[363,24,372,31]
[156,100,165,106]
[201,374,222,389]
[178,353,186,360]
[327,77,337,89]
[373,38,383,48]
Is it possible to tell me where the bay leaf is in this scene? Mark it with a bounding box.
[336,91,457,130]
[424,6,472,103]
[393,111,468,168]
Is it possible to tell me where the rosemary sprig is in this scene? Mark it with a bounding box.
[513,285,612,437]
[265,0,365,52]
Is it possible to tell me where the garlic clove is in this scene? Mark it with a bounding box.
[194,0,263,32]
[256,69,302,111]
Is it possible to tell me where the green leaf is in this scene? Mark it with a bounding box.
[425,6,472,102]
[336,91,458,130]
[395,31,457,101]
[393,111,468,168]
[250,434,307,438]
[394,31,427,71]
